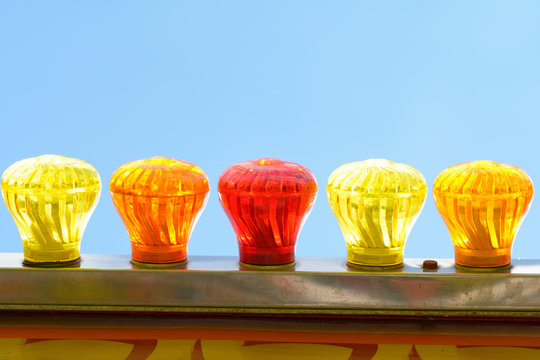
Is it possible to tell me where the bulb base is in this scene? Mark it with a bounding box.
[455,263,512,273]
[238,244,295,266]
[131,244,187,264]
[347,262,404,271]
[131,259,188,269]
[346,247,403,267]
[23,257,81,268]
[23,243,80,264]
[239,261,296,270]
[454,247,512,268]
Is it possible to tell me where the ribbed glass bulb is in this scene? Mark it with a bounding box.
[1,155,101,265]
[433,160,533,268]
[110,157,210,264]
[218,158,317,267]
[327,159,427,267]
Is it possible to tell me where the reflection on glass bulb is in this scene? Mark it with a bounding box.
[433,160,533,268]
[327,159,427,267]
[1,155,101,266]
[110,157,210,265]
[218,158,317,268]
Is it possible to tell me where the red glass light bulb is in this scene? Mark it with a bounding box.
[218,158,318,267]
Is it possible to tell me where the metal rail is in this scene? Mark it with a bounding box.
[0,254,538,317]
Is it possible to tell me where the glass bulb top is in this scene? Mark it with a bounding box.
[433,160,533,198]
[218,158,317,197]
[327,159,427,198]
[1,154,101,195]
[110,157,209,198]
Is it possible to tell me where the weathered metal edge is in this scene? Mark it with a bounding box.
[0,254,538,316]
[0,304,539,318]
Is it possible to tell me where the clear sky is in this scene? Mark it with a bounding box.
[1,1,539,260]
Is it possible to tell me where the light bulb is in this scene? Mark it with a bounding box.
[110,157,210,265]
[327,159,427,267]
[433,160,533,268]
[1,155,101,266]
[218,158,317,268]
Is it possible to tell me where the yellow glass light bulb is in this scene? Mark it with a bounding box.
[1,155,101,265]
[433,160,533,268]
[327,159,427,267]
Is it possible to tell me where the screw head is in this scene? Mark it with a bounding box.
[422,260,438,270]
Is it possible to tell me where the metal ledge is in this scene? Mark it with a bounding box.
[0,254,539,316]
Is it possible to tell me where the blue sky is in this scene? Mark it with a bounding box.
[1,1,539,260]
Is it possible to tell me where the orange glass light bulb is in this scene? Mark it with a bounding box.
[110,157,210,264]
[433,160,533,268]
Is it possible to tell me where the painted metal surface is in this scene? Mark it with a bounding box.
[0,254,538,316]
[2,339,540,359]
[0,313,539,359]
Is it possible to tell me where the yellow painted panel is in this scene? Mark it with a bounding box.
[372,344,413,360]
[415,345,461,360]
[240,343,352,360]
[457,347,540,360]
[21,340,132,360]
[146,340,196,360]
[0,338,25,360]
[0,338,538,360]
[201,340,245,360]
